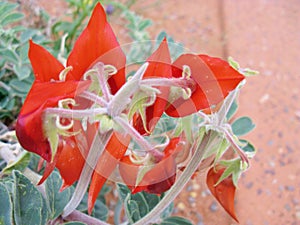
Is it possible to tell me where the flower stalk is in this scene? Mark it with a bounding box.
[62,130,113,217]
[133,131,220,225]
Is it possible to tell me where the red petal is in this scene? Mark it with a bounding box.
[16,80,90,161]
[133,38,172,134]
[67,3,126,93]
[88,132,130,214]
[132,138,181,194]
[38,143,63,185]
[56,138,86,188]
[166,54,244,117]
[119,155,140,190]
[206,166,239,222]
[28,40,65,82]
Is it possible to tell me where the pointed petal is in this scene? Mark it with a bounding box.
[134,38,172,134]
[16,80,90,161]
[133,138,181,194]
[56,138,86,188]
[29,40,65,82]
[166,54,244,117]
[67,3,126,93]
[38,144,63,185]
[206,166,239,222]
[88,132,130,213]
[119,155,140,190]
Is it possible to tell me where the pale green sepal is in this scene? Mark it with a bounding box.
[216,158,243,187]
[44,116,59,163]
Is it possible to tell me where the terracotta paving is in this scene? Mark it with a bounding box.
[132,1,300,224]
[17,0,300,224]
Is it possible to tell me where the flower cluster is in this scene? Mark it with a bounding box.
[16,2,248,221]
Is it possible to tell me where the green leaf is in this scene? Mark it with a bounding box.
[117,183,131,202]
[156,31,168,43]
[12,64,31,80]
[231,116,255,136]
[159,216,193,225]
[226,100,238,120]
[239,139,256,158]
[91,199,109,222]
[138,20,152,31]
[76,187,109,221]
[45,171,73,219]
[9,78,31,94]
[0,183,13,225]
[0,2,18,23]
[0,49,19,64]
[125,198,141,223]
[20,29,39,43]
[124,190,162,224]
[13,170,48,225]
[1,12,24,26]
[1,151,31,175]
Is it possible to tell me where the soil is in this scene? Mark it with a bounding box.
[14,0,300,224]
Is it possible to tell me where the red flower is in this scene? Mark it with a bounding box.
[119,137,183,194]
[133,38,172,134]
[16,3,126,162]
[16,2,127,194]
[206,165,239,222]
[15,41,90,162]
[88,132,130,214]
[166,54,245,117]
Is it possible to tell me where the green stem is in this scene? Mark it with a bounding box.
[133,131,219,225]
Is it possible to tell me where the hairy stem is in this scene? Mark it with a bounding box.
[64,210,110,225]
[140,77,193,88]
[62,130,113,217]
[114,116,164,160]
[133,131,219,225]
[45,107,107,119]
[108,63,148,117]
[94,63,111,102]
[81,91,108,106]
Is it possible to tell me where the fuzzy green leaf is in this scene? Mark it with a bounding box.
[45,171,73,220]
[0,2,18,23]
[159,216,193,225]
[117,183,131,202]
[125,198,141,224]
[1,12,24,26]
[0,49,19,64]
[124,189,162,223]
[12,64,31,80]
[13,170,48,225]
[91,199,109,222]
[1,151,31,175]
[138,20,152,31]
[0,183,13,225]
[226,100,238,120]
[232,116,255,136]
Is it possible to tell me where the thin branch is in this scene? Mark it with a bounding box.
[133,131,220,225]
[62,130,113,217]
[64,210,110,225]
